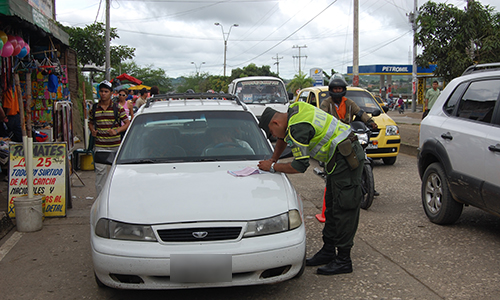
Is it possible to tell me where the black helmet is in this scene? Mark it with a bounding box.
[328,75,347,99]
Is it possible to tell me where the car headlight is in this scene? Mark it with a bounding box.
[355,132,369,145]
[386,125,399,136]
[95,218,157,242]
[243,209,302,238]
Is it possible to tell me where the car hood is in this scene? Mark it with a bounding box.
[104,162,296,224]
[247,103,289,118]
[372,113,397,128]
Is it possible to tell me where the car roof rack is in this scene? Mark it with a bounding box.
[462,62,500,75]
[144,92,247,110]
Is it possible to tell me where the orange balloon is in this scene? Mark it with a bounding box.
[0,31,7,44]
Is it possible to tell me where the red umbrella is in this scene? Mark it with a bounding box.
[114,73,142,85]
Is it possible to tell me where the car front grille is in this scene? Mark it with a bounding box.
[157,227,242,242]
[370,130,380,138]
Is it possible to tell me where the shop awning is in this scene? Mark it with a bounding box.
[115,73,142,85]
[0,0,69,46]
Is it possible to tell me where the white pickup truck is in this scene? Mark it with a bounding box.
[228,76,292,119]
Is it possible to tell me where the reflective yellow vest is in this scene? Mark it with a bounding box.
[286,102,351,168]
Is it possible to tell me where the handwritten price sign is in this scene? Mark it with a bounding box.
[8,143,67,218]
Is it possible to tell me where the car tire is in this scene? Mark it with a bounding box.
[421,162,463,225]
[95,272,107,288]
[382,156,397,165]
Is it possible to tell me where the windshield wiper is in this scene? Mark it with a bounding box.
[120,159,157,164]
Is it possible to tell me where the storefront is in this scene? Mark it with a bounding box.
[1,0,80,219]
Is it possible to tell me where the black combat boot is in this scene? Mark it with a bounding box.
[316,248,353,275]
[305,243,336,266]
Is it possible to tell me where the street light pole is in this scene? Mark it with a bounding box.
[214,22,239,77]
[191,61,205,75]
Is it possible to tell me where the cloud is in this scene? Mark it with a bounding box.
[56,0,500,79]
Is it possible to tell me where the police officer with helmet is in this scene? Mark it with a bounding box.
[258,102,365,275]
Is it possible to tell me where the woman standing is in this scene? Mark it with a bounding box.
[117,89,134,122]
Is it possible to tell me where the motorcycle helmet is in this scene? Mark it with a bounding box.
[328,74,347,99]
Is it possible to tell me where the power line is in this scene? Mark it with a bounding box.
[231,0,338,67]
[272,53,284,76]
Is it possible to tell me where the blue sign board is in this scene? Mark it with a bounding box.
[347,64,437,75]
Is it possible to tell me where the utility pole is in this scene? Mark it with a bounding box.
[353,0,359,86]
[292,45,307,74]
[409,0,418,112]
[105,0,110,81]
[272,54,284,76]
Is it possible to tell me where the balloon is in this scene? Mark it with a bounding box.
[7,35,17,48]
[17,47,27,58]
[0,31,7,44]
[1,41,14,57]
[12,44,21,56]
[15,36,25,48]
[24,44,30,54]
[0,39,3,52]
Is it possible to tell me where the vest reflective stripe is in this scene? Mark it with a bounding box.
[287,102,352,163]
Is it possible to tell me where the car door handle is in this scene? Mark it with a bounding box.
[441,132,453,140]
[488,144,500,152]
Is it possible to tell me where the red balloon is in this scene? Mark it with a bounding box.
[7,35,17,48]
[15,36,25,48]
[1,41,14,57]
[24,44,30,54]
[12,44,22,56]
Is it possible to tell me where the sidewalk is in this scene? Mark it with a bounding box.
[385,106,422,157]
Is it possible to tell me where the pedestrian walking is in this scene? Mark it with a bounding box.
[258,102,364,275]
[423,80,440,118]
[88,80,130,196]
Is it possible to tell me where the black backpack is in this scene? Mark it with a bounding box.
[91,102,124,139]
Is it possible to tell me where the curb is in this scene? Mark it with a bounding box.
[399,143,419,157]
[0,211,14,240]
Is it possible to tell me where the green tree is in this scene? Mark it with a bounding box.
[64,22,135,68]
[229,63,279,81]
[416,0,500,82]
[111,61,172,92]
[287,72,314,93]
[176,73,209,93]
[322,69,338,85]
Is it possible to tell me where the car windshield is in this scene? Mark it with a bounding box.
[235,80,288,104]
[116,110,273,164]
[345,90,383,114]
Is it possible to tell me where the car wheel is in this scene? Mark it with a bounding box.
[382,156,397,165]
[95,272,107,288]
[421,162,463,225]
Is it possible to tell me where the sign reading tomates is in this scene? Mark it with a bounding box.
[8,142,67,218]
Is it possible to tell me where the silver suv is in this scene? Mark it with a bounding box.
[418,63,500,225]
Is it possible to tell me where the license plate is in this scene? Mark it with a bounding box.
[367,143,378,149]
[170,254,232,283]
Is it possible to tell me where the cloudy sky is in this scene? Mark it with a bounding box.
[55,0,500,80]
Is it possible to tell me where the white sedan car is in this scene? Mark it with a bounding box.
[90,94,306,289]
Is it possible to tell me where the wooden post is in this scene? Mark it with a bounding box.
[13,73,27,137]
[25,72,32,137]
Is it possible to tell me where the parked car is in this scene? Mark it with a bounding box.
[296,86,400,165]
[418,63,500,225]
[227,76,292,119]
[91,93,306,289]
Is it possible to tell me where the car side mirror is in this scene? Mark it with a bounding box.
[94,150,117,165]
[288,92,294,100]
[372,109,382,117]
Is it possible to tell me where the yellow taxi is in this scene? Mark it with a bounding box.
[295,86,400,165]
